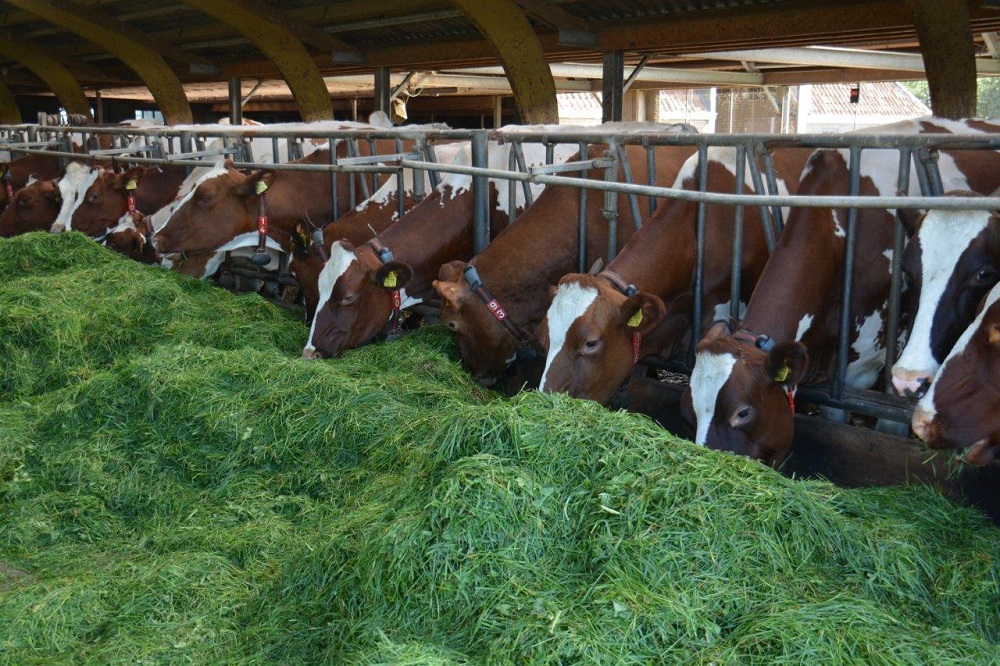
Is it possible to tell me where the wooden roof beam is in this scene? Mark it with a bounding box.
[3,0,193,123]
[0,35,92,117]
[0,80,21,123]
[181,0,334,120]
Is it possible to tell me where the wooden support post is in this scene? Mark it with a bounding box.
[907,0,976,119]
[602,50,624,123]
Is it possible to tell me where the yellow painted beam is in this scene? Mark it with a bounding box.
[449,0,558,124]
[0,81,21,124]
[0,37,92,119]
[182,0,334,121]
[3,0,193,124]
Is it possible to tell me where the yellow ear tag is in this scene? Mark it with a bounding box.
[383,271,398,288]
[774,363,790,383]
[254,180,269,195]
[627,310,643,328]
[125,178,138,191]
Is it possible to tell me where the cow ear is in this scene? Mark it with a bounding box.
[291,220,312,253]
[115,166,145,192]
[537,316,550,351]
[432,278,470,310]
[701,319,733,342]
[374,260,413,290]
[438,259,468,283]
[987,212,1000,259]
[765,341,808,388]
[896,208,923,237]
[243,170,276,198]
[587,258,603,275]
[619,292,666,336]
[987,321,1000,347]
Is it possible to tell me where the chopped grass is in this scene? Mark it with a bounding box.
[1,232,999,664]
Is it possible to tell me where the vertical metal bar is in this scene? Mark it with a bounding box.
[747,144,777,254]
[396,166,405,222]
[913,149,932,196]
[328,138,339,221]
[419,138,440,190]
[603,148,619,259]
[374,67,391,117]
[614,141,642,229]
[759,146,785,238]
[228,78,242,126]
[347,139,368,203]
[885,147,912,390]
[692,144,709,362]
[646,141,656,217]
[512,142,534,208]
[368,138,379,193]
[578,141,588,273]
[730,146,747,322]
[271,137,279,164]
[508,146,517,223]
[545,142,554,166]
[833,145,862,401]
[179,131,193,176]
[917,147,944,196]
[471,130,490,254]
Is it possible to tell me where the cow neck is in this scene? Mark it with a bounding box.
[463,264,539,360]
[365,237,404,341]
[599,270,643,410]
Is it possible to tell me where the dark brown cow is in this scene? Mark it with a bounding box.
[0,178,62,237]
[302,141,559,358]
[0,151,65,211]
[432,143,696,388]
[682,117,1000,467]
[102,212,161,264]
[911,282,1000,465]
[538,147,811,405]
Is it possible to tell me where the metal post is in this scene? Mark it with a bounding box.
[646,142,657,217]
[228,78,242,126]
[730,146,747,322]
[834,145,862,400]
[603,148,619,258]
[95,90,103,124]
[601,50,624,123]
[747,145,778,253]
[508,147,517,223]
[512,142,533,208]
[578,141,588,273]
[758,145,785,241]
[614,142,643,229]
[885,148,912,390]
[471,130,490,254]
[692,145,709,360]
[374,67,391,118]
[328,138,339,220]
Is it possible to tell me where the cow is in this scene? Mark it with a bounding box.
[0,149,68,211]
[537,147,812,406]
[682,117,1000,467]
[891,196,1000,399]
[289,142,465,322]
[0,177,62,237]
[432,143,697,388]
[302,140,580,359]
[911,281,1000,465]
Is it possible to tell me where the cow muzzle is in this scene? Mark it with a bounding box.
[910,405,937,443]
[891,371,931,400]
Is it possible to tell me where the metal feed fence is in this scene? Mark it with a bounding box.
[4,122,1000,425]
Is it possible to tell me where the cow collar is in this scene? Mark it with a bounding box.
[462,265,540,361]
[366,237,403,341]
[599,270,642,409]
[732,327,796,416]
[251,181,272,267]
[1,164,12,211]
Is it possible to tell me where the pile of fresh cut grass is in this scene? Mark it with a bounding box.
[1,232,999,664]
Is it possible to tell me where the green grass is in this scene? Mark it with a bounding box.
[1,231,999,664]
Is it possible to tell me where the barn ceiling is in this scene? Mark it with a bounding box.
[0,0,999,101]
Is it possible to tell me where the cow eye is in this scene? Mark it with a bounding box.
[970,266,998,287]
[88,191,100,203]
[729,405,755,429]
[338,293,359,306]
[581,339,601,354]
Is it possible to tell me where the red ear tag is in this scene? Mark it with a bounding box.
[785,387,796,416]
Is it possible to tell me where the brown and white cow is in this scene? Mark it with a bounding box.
[0,177,62,237]
[682,117,1000,466]
[911,282,1000,465]
[0,150,67,211]
[432,143,696,388]
[303,141,578,358]
[892,200,1000,398]
[538,147,811,405]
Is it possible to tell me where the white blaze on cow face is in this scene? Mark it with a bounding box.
[539,282,599,392]
[893,209,992,392]
[52,163,101,233]
[304,242,358,354]
[690,351,738,446]
[795,314,814,342]
[150,160,230,233]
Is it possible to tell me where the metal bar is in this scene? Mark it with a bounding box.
[884,148,912,391]
[471,131,490,254]
[508,146,517,223]
[747,144,777,254]
[646,142,656,217]
[918,147,944,196]
[333,152,419,166]
[347,138,367,204]
[692,145,709,360]
[528,157,615,174]
[228,78,242,126]
[368,138,380,193]
[396,166,405,222]
[545,142,554,166]
[602,50,625,123]
[512,142,534,209]
[603,148,619,258]
[833,145,862,401]
[328,138,338,221]
[614,141,643,230]
[419,139,440,190]
[622,53,651,94]
[758,145,785,239]
[578,141,588,273]
[729,146,747,322]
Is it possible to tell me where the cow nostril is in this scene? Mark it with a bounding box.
[907,378,930,400]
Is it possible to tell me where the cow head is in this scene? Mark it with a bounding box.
[153,161,275,256]
[537,273,666,404]
[911,283,1000,465]
[433,260,521,387]
[892,205,1000,399]
[303,241,414,358]
[0,178,62,237]
[681,322,808,467]
[51,164,146,237]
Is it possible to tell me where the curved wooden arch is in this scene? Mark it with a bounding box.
[0,81,21,124]
[0,38,92,119]
[181,0,333,121]
[449,0,558,124]
[3,0,192,124]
